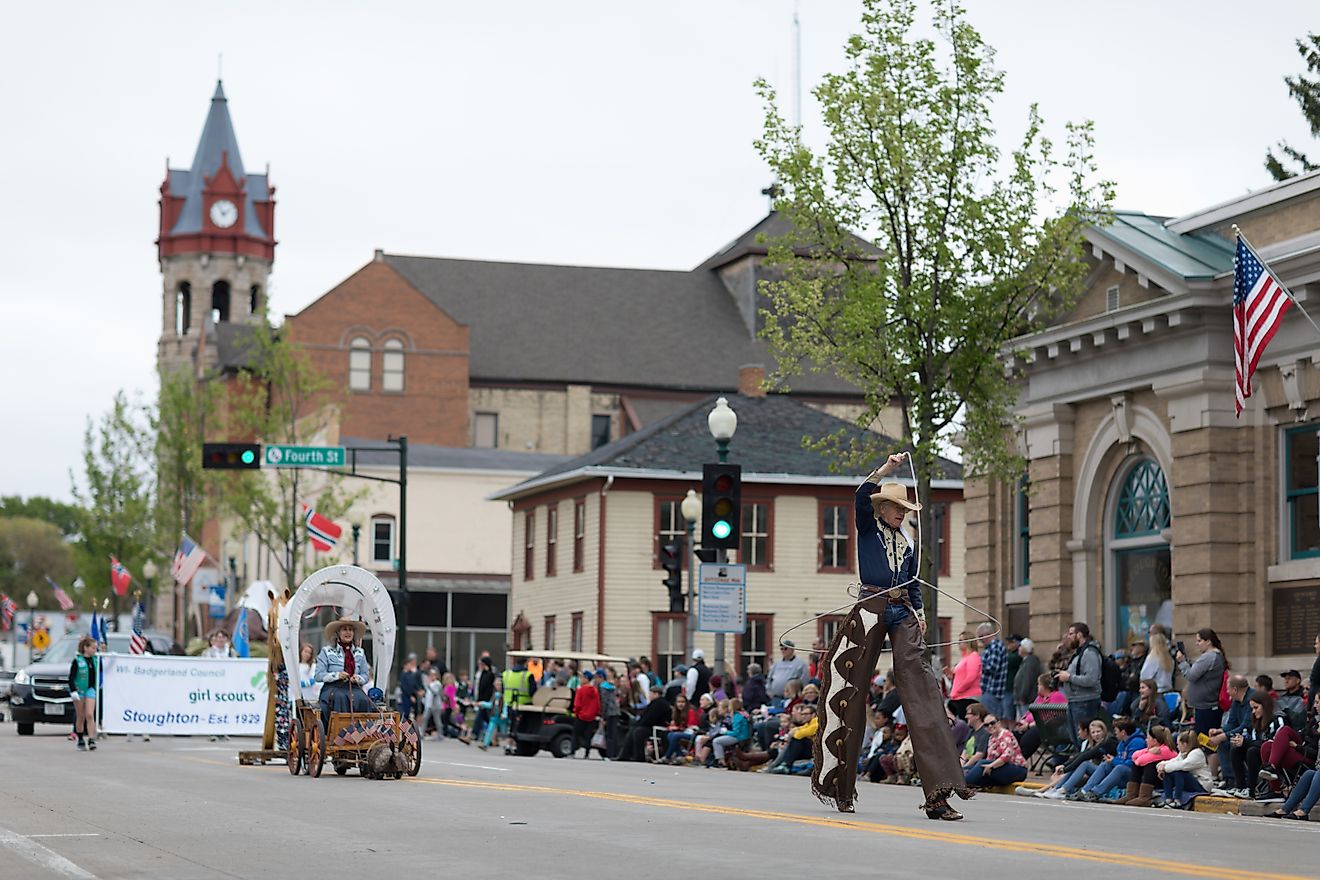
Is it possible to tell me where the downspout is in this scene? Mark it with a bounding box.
[596,475,614,652]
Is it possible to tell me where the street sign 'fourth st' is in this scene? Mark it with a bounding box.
[264,444,345,468]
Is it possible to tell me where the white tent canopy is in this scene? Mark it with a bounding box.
[278,565,396,704]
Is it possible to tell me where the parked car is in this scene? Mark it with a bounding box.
[9,632,179,736]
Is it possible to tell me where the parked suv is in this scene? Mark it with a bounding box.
[9,632,179,736]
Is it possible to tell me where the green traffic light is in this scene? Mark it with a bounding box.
[241,450,255,465]
[712,520,732,540]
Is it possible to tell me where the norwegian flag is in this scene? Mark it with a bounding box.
[171,534,207,586]
[302,503,343,553]
[1233,233,1294,416]
[45,576,75,611]
[0,593,16,630]
[109,556,133,596]
[129,601,148,655]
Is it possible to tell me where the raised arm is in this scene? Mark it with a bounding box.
[856,453,908,533]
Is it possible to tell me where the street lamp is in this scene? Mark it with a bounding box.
[142,559,158,622]
[706,396,737,675]
[680,489,702,664]
[25,591,38,662]
[708,396,738,463]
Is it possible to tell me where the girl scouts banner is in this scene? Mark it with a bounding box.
[100,653,267,736]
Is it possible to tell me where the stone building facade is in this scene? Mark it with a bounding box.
[967,171,1320,673]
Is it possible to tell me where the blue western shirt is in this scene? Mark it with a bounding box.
[855,478,922,611]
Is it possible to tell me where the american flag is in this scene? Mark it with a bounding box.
[1234,233,1294,416]
[0,593,16,630]
[129,601,148,655]
[302,503,343,553]
[45,576,75,611]
[171,534,207,586]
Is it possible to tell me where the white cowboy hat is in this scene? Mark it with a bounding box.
[870,482,922,512]
[324,617,367,645]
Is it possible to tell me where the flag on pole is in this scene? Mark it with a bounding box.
[90,611,101,645]
[129,601,148,655]
[171,534,207,586]
[302,503,343,553]
[1233,233,1294,416]
[232,607,250,658]
[109,556,133,596]
[0,593,16,630]
[45,576,75,611]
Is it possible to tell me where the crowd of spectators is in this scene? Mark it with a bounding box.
[403,624,1320,821]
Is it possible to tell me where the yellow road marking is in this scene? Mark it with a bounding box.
[406,777,1312,880]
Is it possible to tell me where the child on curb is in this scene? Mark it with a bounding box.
[1158,729,1214,809]
[68,636,98,751]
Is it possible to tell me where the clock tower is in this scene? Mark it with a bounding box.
[157,80,276,374]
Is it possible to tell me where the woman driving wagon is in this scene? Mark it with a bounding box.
[315,618,375,715]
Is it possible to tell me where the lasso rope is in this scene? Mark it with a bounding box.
[776,452,1001,655]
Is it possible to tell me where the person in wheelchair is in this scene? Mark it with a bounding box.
[315,618,375,715]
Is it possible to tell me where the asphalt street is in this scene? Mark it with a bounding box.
[0,724,1316,880]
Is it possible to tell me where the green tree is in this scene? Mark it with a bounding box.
[0,517,77,607]
[154,368,216,557]
[0,496,83,540]
[1266,32,1320,181]
[214,322,359,589]
[71,391,157,624]
[754,0,1112,584]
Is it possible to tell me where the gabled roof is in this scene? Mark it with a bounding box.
[1088,211,1234,282]
[383,254,857,396]
[695,210,882,272]
[166,81,269,239]
[1166,168,1320,235]
[490,393,962,501]
[341,436,570,473]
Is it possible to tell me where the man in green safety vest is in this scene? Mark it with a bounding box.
[501,658,538,754]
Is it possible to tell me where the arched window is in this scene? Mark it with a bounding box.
[382,338,404,392]
[210,280,231,323]
[249,284,261,316]
[348,337,371,391]
[1114,459,1170,538]
[175,282,192,335]
[1109,458,1172,647]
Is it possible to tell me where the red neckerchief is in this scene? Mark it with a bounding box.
[342,642,355,678]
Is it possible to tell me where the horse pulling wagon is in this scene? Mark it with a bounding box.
[277,565,421,780]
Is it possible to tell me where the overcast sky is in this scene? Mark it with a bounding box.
[1,1,1315,501]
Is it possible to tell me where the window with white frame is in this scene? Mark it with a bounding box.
[370,515,395,564]
[546,506,558,576]
[574,499,586,572]
[473,412,498,448]
[821,503,850,570]
[571,612,584,652]
[653,614,686,682]
[382,338,404,392]
[524,510,535,580]
[349,337,371,391]
[656,499,684,562]
[544,615,556,651]
[1285,424,1320,559]
[741,502,770,567]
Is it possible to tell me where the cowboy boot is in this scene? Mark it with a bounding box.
[1111,781,1141,805]
[1128,783,1156,807]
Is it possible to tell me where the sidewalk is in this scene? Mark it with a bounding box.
[988,778,1318,818]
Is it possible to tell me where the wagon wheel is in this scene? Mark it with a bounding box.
[334,761,350,776]
[404,718,422,777]
[307,718,325,778]
[287,716,304,776]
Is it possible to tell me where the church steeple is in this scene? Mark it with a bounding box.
[157,81,276,375]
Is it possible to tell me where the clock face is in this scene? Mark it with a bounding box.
[209,199,238,229]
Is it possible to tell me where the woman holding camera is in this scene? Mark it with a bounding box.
[1175,628,1228,737]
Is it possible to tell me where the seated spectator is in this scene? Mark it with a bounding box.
[663,665,688,703]
[710,675,728,702]
[1160,729,1214,809]
[1072,718,1145,802]
[1258,690,1318,788]
[861,709,896,783]
[947,707,971,753]
[741,663,768,712]
[1036,719,1117,799]
[767,704,818,774]
[1132,678,1173,733]
[889,726,915,783]
[1255,674,1277,700]
[964,712,1027,788]
[1121,725,1176,806]
[960,703,990,771]
[658,692,702,764]
[618,685,671,762]
[800,682,821,709]
[713,698,751,768]
[1014,673,1066,760]
[1270,765,1320,820]
[1205,675,1253,782]
[1226,691,1285,799]
[1276,670,1307,729]
[875,669,901,719]
[693,700,730,767]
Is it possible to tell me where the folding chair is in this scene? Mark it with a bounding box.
[1026,702,1076,775]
